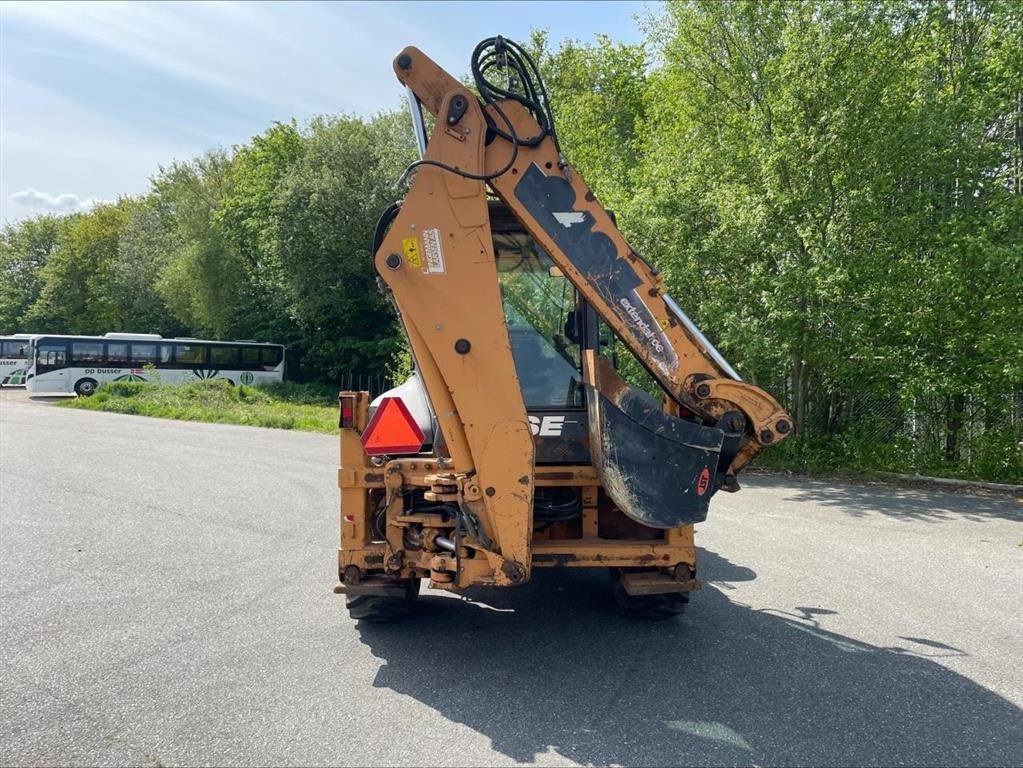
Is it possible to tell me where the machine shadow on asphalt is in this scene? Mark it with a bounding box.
[355,548,1022,767]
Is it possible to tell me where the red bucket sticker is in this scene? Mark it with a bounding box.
[697,468,711,496]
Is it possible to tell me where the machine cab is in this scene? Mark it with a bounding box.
[492,202,595,464]
[372,202,602,465]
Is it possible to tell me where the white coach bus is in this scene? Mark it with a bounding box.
[25,333,285,396]
[0,334,35,388]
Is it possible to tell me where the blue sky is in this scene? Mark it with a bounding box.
[1,0,651,223]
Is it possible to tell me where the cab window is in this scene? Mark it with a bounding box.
[495,232,582,408]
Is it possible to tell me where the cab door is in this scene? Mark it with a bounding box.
[494,228,589,464]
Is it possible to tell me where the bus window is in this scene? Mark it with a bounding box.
[38,344,67,368]
[261,347,283,367]
[72,342,104,364]
[175,344,205,364]
[240,347,260,367]
[106,343,129,364]
[160,345,173,364]
[2,341,26,359]
[210,346,238,366]
[130,343,158,364]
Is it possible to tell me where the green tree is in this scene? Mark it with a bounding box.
[216,121,306,344]
[0,215,66,332]
[628,0,1021,478]
[269,112,417,381]
[149,152,246,337]
[26,201,136,333]
[110,200,187,334]
[532,30,649,214]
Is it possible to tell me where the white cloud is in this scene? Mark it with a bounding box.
[10,188,108,214]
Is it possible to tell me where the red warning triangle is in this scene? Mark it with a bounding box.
[360,396,425,455]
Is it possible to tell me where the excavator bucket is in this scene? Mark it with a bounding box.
[586,382,724,528]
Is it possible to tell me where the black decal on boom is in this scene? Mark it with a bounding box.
[514,164,678,375]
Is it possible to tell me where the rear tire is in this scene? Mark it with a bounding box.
[74,378,98,397]
[346,578,420,622]
[609,568,689,619]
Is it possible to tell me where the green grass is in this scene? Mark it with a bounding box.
[61,379,340,433]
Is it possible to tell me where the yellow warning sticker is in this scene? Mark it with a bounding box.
[402,237,422,269]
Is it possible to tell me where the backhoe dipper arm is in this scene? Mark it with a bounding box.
[393,45,792,480]
[373,51,536,586]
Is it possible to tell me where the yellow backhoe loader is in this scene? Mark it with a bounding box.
[335,37,792,620]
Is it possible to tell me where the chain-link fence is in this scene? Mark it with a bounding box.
[759,380,1023,484]
[336,371,396,399]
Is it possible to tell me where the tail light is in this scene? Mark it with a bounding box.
[339,394,357,428]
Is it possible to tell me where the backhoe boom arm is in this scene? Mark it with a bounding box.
[393,44,792,481]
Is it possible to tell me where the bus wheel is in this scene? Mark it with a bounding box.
[74,378,98,397]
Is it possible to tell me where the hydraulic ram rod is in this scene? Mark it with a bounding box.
[405,84,428,159]
[662,293,742,382]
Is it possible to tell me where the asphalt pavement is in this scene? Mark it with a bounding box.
[1,392,1021,767]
